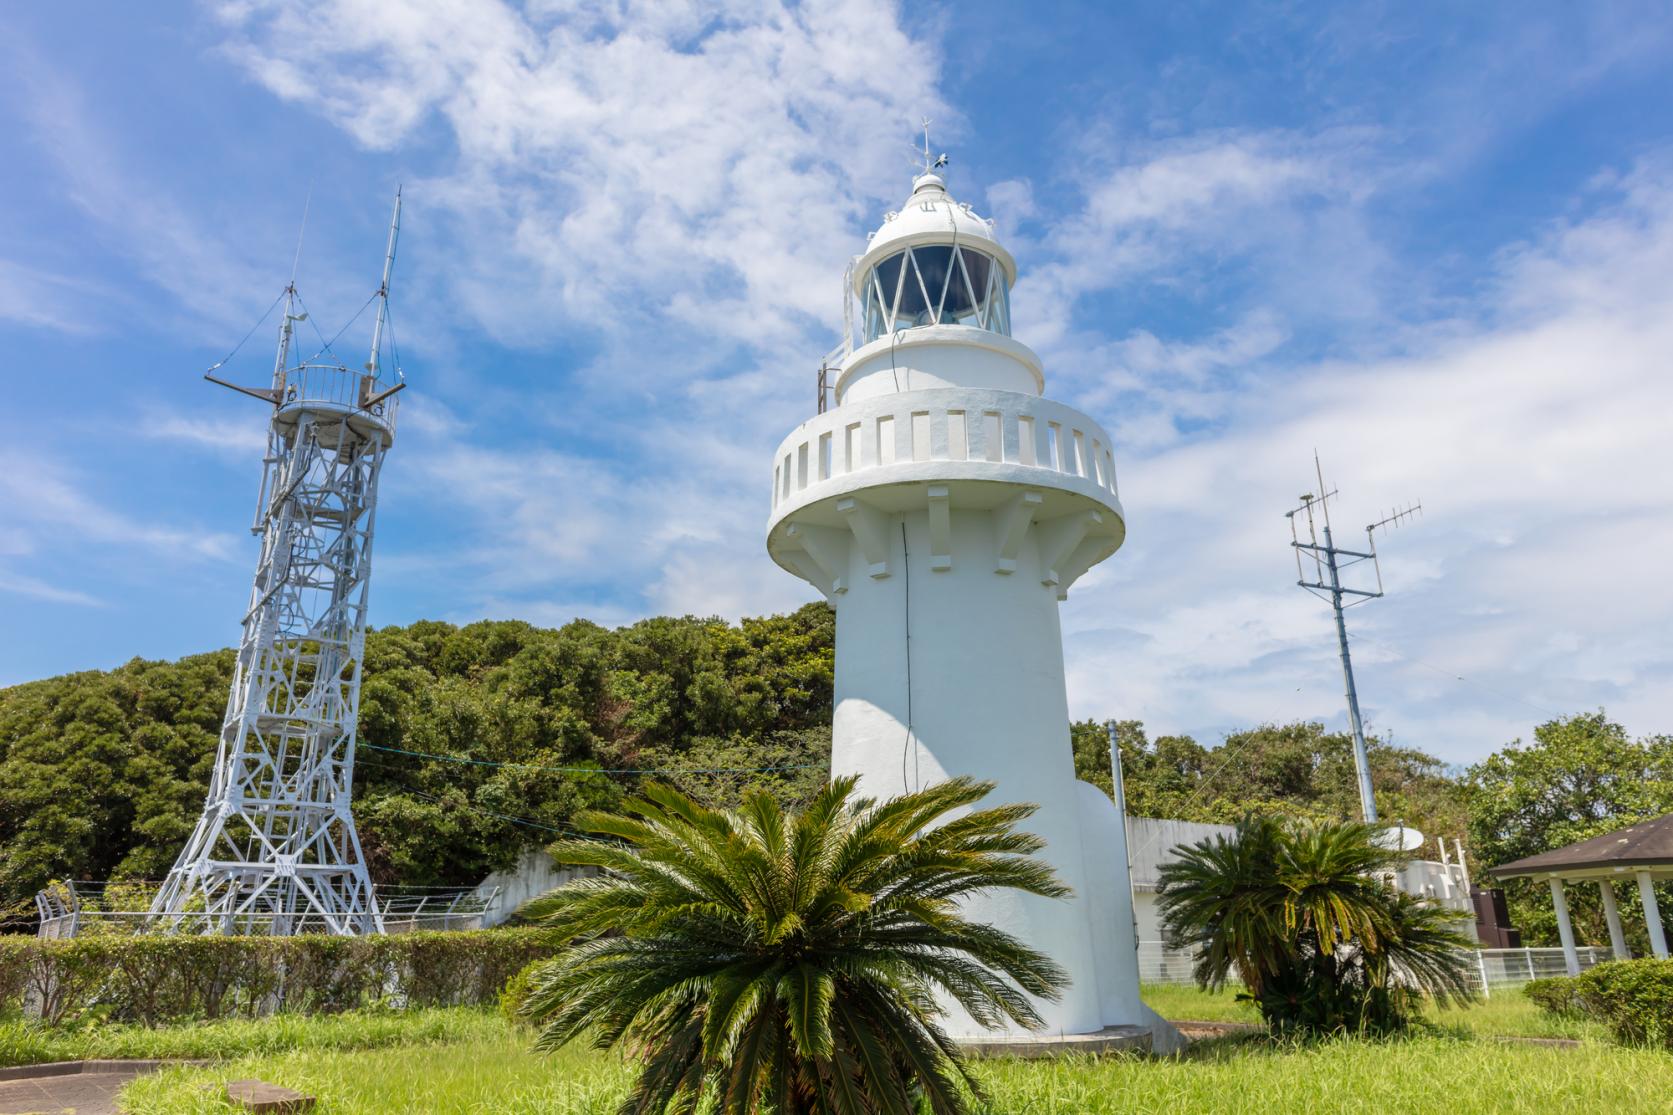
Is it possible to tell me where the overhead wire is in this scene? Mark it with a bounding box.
[900,521,916,793]
[205,287,289,373]
[353,755,599,841]
[360,741,821,776]
[1345,631,1563,721]
[299,289,382,366]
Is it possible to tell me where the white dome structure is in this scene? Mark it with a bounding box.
[766,167,1181,1052]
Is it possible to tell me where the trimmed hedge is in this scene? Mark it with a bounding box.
[1526,959,1673,1048]
[1572,958,1673,1049]
[0,929,559,1026]
[1522,976,1584,1018]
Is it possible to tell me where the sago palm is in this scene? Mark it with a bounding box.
[520,775,1068,1115]
[1156,815,1476,1034]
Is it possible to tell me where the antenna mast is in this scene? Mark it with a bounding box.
[367,187,402,379]
[1285,453,1421,825]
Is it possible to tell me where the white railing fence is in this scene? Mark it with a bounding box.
[35,880,498,938]
[1137,941,1613,994]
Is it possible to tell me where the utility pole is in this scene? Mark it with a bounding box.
[1286,454,1420,826]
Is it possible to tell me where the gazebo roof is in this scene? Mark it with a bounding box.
[1492,813,1673,879]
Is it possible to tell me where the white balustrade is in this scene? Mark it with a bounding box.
[769,389,1119,515]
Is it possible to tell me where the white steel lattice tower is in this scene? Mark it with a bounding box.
[151,196,407,935]
[767,166,1181,1050]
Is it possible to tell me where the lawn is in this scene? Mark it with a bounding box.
[107,989,1667,1114]
[1140,983,1612,1042]
[0,1008,503,1068]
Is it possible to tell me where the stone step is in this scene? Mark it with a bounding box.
[226,1079,317,1113]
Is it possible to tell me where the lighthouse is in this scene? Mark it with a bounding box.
[766,163,1181,1050]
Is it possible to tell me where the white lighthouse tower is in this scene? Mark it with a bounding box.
[767,161,1180,1051]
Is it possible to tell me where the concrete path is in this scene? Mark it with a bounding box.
[0,1060,194,1115]
[0,1071,133,1114]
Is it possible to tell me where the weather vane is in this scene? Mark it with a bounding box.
[920,117,949,174]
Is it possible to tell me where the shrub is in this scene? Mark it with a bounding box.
[1524,976,1584,1019]
[1157,816,1477,1036]
[1573,958,1673,1049]
[0,928,559,1026]
[525,776,1068,1115]
[497,959,546,1029]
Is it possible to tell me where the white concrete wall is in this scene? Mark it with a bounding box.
[837,327,1042,404]
[473,849,594,926]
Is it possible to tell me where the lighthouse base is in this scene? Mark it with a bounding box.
[958,1024,1155,1059]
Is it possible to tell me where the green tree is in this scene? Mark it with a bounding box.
[0,605,838,915]
[1157,815,1476,1035]
[1072,718,1468,838]
[1465,711,1673,951]
[522,776,1067,1115]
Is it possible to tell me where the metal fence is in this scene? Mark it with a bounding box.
[1137,941,1613,995]
[35,880,498,938]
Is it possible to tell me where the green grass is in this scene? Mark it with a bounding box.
[121,1024,1670,1115]
[0,988,1640,1114]
[1139,983,1612,1041]
[0,1007,503,1068]
[1139,983,1260,1024]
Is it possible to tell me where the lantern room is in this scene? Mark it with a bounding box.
[853,172,1016,343]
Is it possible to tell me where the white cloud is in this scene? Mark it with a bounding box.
[201,3,1670,768]
[215,0,946,355]
[0,567,103,607]
[0,259,107,333]
[211,0,942,620]
[142,413,269,456]
[7,51,276,333]
[1056,155,1673,762]
[1015,130,1386,351]
[0,452,238,563]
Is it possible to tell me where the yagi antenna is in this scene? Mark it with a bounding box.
[1284,453,1422,826]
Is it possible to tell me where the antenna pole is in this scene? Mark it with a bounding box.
[1322,522,1378,824]
[366,187,402,379]
[1287,461,1421,827]
[272,283,297,392]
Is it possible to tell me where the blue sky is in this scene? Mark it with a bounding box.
[2,2,1670,765]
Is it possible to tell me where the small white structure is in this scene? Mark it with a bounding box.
[766,166,1178,1051]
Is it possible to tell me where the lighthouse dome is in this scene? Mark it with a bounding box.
[853,172,1017,344]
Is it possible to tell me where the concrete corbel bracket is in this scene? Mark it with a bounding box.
[994,489,1044,574]
[1038,509,1101,588]
[786,522,851,597]
[837,496,893,579]
[926,485,952,571]
[1054,527,1118,599]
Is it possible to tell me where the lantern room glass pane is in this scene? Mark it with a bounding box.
[911,245,955,319]
[955,249,990,325]
[860,245,1010,343]
[874,253,905,325]
[895,248,935,327]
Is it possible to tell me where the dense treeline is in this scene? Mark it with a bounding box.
[0,606,837,914]
[1070,718,1468,838]
[1,605,1667,949]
